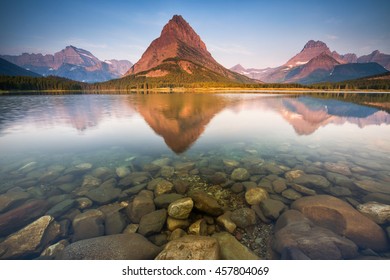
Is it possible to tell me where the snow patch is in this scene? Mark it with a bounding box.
[104,60,112,65]
[80,52,94,59]
[295,61,308,65]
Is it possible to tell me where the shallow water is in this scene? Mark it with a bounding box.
[0,92,389,259]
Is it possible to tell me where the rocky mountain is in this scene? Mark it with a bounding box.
[231,40,390,84]
[357,50,390,70]
[1,46,132,83]
[0,58,41,77]
[124,15,253,84]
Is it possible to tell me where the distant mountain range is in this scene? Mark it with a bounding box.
[230,40,389,84]
[0,46,132,82]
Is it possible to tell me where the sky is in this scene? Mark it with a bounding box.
[1,0,389,69]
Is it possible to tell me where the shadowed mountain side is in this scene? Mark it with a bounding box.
[128,94,234,153]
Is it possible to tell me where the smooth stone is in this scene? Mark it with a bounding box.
[152,158,171,167]
[326,172,355,189]
[291,184,316,196]
[126,193,155,223]
[223,159,240,168]
[58,233,161,260]
[166,217,190,231]
[329,186,352,197]
[216,211,237,233]
[58,183,77,193]
[242,181,257,190]
[168,197,194,219]
[160,166,175,178]
[273,210,358,260]
[142,163,160,173]
[189,191,223,216]
[213,232,260,260]
[355,180,390,194]
[154,179,174,196]
[47,194,70,206]
[231,183,244,193]
[292,195,389,252]
[138,209,167,236]
[148,233,168,246]
[81,175,101,189]
[40,239,69,258]
[356,202,390,224]
[0,191,31,213]
[155,235,220,260]
[72,209,105,242]
[174,162,195,172]
[324,162,352,176]
[169,228,186,241]
[54,174,75,185]
[0,199,49,237]
[99,203,127,235]
[85,178,121,205]
[0,215,60,259]
[154,193,184,209]
[257,179,274,193]
[188,219,208,236]
[260,198,287,220]
[209,172,227,185]
[263,163,284,175]
[272,178,287,193]
[282,189,302,200]
[123,224,139,234]
[245,187,269,205]
[231,168,250,181]
[173,179,190,194]
[251,204,272,224]
[75,197,93,210]
[46,199,77,218]
[286,170,330,189]
[116,166,130,178]
[91,167,114,181]
[121,183,147,197]
[230,208,256,229]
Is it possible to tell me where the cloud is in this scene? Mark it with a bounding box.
[208,43,253,56]
[326,34,339,40]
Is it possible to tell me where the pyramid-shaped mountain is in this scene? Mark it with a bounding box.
[124,15,253,84]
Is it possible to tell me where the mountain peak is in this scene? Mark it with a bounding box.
[303,40,328,50]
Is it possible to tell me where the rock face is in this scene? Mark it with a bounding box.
[273,210,358,260]
[0,215,60,259]
[291,195,389,251]
[1,46,133,82]
[213,232,259,260]
[155,235,220,260]
[57,234,161,260]
[124,15,250,83]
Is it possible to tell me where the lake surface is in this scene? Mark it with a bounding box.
[0,92,389,259]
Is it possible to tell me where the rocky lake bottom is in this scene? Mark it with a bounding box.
[0,139,389,260]
[0,93,389,259]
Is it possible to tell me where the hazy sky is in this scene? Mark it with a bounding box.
[1,0,389,69]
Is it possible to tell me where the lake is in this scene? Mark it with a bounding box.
[0,92,389,260]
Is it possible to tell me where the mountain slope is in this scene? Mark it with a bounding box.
[357,50,390,70]
[124,15,254,84]
[1,46,133,83]
[326,62,388,82]
[0,58,41,77]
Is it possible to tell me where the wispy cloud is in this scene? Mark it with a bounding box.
[326,34,339,40]
[208,43,253,56]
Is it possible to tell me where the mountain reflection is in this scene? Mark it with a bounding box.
[0,93,389,154]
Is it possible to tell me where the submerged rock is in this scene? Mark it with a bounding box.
[126,192,155,223]
[154,193,184,209]
[99,203,127,235]
[46,199,77,218]
[244,187,269,205]
[189,191,223,216]
[0,191,31,213]
[230,208,256,229]
[213,232,260,260]
[85,178,121,205]
[356,202,390,224]
[155,235,220,260]
[355,180,390,195]
[0,215,60,259]
[216,211,236,233]
[138,209,167,236]
[167,197,194,219]
[292,195,389,252]
[286,170,330,189]
[72,209,105,242]
[231,168,250,181]
[260,198,287,220]
[58,233,161,260]
[188,219,208,236]
[273,210,358,260]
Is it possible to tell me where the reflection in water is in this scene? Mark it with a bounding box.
[0,94,389,154]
